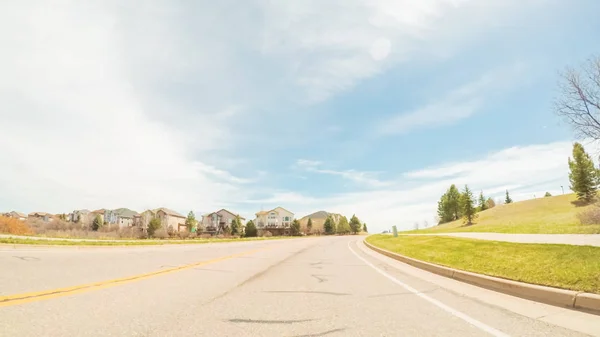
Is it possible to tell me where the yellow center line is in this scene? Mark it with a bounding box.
[0,247,268,307]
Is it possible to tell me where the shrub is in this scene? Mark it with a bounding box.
[147,217,161,237]
[167,225,175,237]
[153,229,168,239]
[0,216,34,235]
[199,234,212,239]
[578,205,600,225]
[178,231,190,239]
[216,234,225,239]
[263,231,273,237]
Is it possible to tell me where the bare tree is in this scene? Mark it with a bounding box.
[555,56,600,140]
[414,222,420,230]
[423,220,429,228]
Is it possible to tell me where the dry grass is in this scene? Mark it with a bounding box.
[0,216,34,235]
[410,193,600,234]
[367,234,600,293]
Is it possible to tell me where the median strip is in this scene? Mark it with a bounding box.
[365,235,600,313]
[0,247,268,307]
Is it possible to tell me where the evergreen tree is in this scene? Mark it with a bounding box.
[291,219,301,236]
[230,215,241,235]
[462,185,478,225]
[363,223,368,232]
[478,191,488,212]
[569,142,599,203]
[92,214,103,231]
[544,192,552,197]
[436,184,463,224]
[323,215,335,234]
[307,218,313,234]
[185,211,196,232]
[505,190,513,204]
[349,214,361,234]
[337,216,350,234]
[245,220,257,237]
[147,217,161,237]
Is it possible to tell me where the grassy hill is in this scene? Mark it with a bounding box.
[409,193,600,234]
[298,211,343,234]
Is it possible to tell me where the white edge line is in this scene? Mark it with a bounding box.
[348,240,511,337]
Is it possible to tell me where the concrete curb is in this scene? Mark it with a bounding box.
[364,240,600,314]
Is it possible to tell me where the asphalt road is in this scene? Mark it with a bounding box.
[1,236,599,336]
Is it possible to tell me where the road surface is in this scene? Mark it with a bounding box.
[403,233,600,246]
[1,236,598,336]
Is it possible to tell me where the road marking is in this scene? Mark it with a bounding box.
[348,241,511,337]
[0,247,267,307]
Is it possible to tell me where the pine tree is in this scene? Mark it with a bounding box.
[245,220,257,237]
[307,218,313,234]
[363,223,368,232]
[185,211,196,232]
[337,216,350,234]
[505,190,513,204]
[349,214,361,234]
[462,185,478,225]
[147,217,161,237]
[323,216,334,234]
[92,214,103,231]
[291,219,301,236]
[436,184,463,224]
[230,215,240,235]
[569,142,599,203]
[478,191,487,212]
[544,192,552,197]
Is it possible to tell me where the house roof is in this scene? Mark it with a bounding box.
[155,207,185,218]
[272,206,294,214]
[10,211,26,217]
[255,210,268,216]
[114,208,139,218]
[92,209,106,215]
[207,209,246,220]
[28,212,49,217]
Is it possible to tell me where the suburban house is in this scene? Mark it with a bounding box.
[2,211,27,220]
[90,209,105,223]
[201,209,246,233]
[104,209,119,225]
[28,212,52,222]
[254,207,294,235]
[140,208,187,232]
[70,209,91,224]
[114,208,139,228]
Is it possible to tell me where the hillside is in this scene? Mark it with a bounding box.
[411,193,600,234]
[298,211,343,234]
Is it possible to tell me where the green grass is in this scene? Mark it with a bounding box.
[407,193,600,234]
[366,234,600,293]
[0,236,295,246]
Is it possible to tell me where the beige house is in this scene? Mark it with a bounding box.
[28,212,53,222]
[255,207,294,235]
[3,211,27,221]
[140,208,187,232]
[201,209,246,233]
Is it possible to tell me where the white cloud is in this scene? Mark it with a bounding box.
[270,141,578,233]
[295,160,390,188]
[377,63,526,135]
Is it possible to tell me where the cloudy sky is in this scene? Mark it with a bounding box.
[2,0,600,232]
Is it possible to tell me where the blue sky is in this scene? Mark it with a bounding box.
[1,0,600,232]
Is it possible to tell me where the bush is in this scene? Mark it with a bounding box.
[263,231,273,237]
[178,231,190,239]
[578,206,600,225]
[0,216,34,235]
[153,229,168,239]
[199,234,212,239]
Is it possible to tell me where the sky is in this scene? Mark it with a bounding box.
[1,0,600,233]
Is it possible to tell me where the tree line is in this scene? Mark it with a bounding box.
[322,214,365,235]
[436,185,513,225]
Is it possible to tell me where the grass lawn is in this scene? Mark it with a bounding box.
[366,234,600,294]
[407,193,600,234]
[0,236,296,246]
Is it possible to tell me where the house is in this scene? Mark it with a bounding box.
[3,211,27,221]
[90,209,106,224]
[114,208,139,228]
[139,208,187,232]
[156,208,187,232]
[254,207,294,236]
[28,212,52,222]
[104,209,119,225]
[201,209,246,233]
[71,209,91,224]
